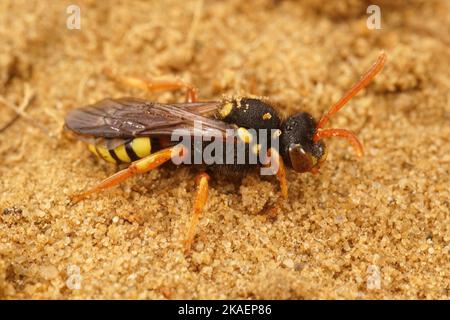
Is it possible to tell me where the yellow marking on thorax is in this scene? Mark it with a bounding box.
[252,143,261,155]
[131,137,152,158]
[237,127,253,144]
[218,102,233,119]
[96,145,117,163]
[114,144,132,163]
[272,129,282,139]
[262,112,272,120]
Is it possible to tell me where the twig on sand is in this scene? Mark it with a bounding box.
[185,0,204,58]
[0,84,49,136]
[166,0,204,68]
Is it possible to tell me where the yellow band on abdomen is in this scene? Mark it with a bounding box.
[87,137,152,164]
[96,145,117,163]
[88,144,100,158]
[131,137,152,158]
[113,143,132,163]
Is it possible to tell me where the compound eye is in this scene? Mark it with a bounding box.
[313,140,327,165]
[319,144,328,164]
[288,144,314,173]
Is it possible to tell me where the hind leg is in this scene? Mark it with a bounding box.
[103,68,198,102]
[70,146,184,203]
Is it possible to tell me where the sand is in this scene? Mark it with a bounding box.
[0,0,449,299]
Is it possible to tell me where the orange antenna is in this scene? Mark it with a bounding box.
[315,52,386,133]
[313,52,387,156]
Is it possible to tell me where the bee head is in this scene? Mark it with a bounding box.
[278,53,387,173]
[280,112,327,173]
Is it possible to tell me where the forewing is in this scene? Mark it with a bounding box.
[65,97,234,141]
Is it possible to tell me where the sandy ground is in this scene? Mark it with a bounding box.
[0,0,449,299]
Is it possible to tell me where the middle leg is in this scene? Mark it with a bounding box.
[184,172,210,254]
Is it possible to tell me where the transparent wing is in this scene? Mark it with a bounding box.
[65,97,234,142]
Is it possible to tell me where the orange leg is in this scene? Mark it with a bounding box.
[70,146,184,203]
[276,156,288,200]
[184,172,210,254]
[266,148,288,199]
[103,68,198,102]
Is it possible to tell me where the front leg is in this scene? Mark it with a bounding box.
[264,147,288,200]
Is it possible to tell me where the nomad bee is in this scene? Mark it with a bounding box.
[65,52,386,253]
